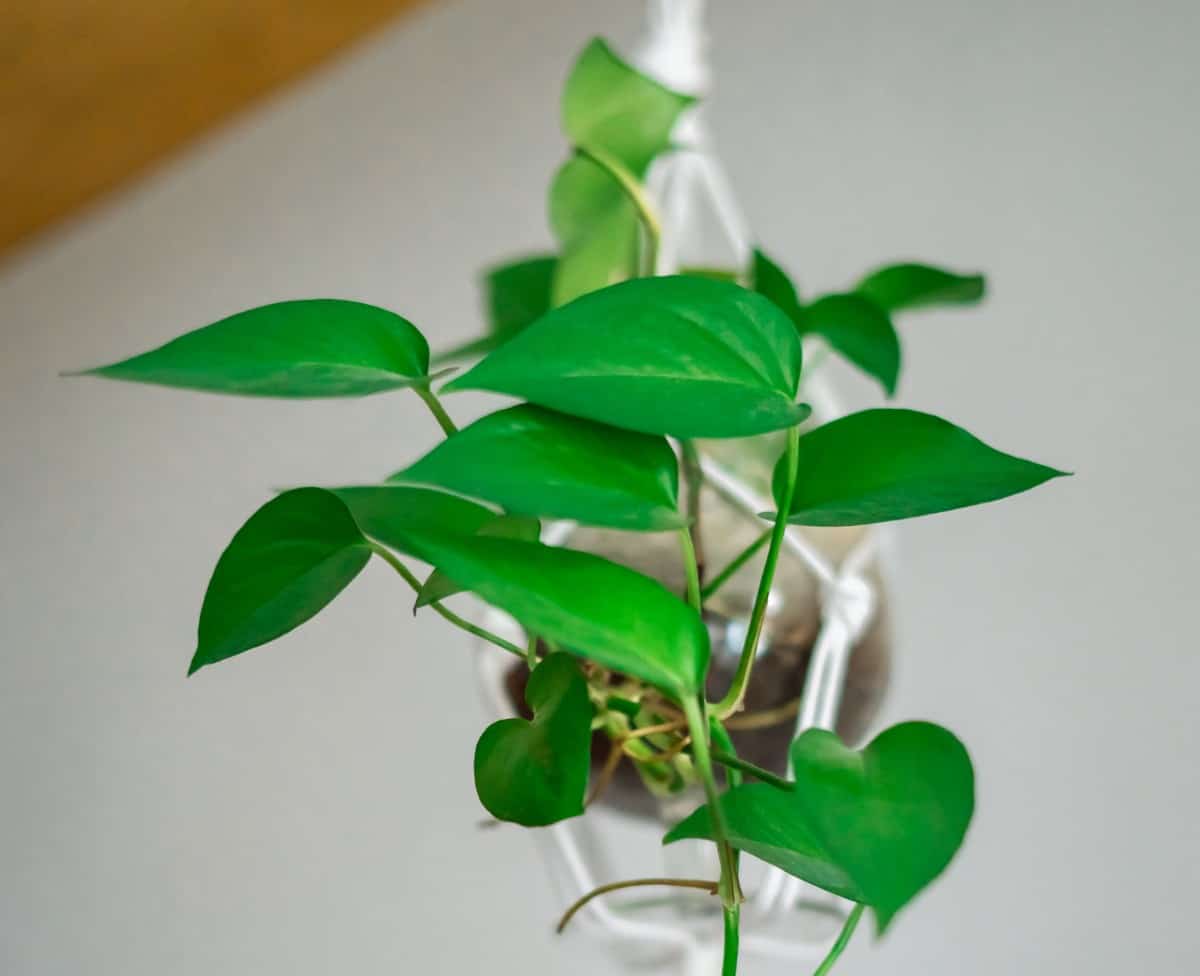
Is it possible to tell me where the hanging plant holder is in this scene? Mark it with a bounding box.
[472,10,888,967]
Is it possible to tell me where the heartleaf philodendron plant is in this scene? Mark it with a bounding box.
[71,37,1066,976]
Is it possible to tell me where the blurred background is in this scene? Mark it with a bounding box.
[1,0,1197,973]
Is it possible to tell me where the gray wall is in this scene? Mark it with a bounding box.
[2,1,1196,973]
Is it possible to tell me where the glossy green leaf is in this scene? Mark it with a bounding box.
[550,38,693,305]
[665,722,976,932]
[396,404,685,531]
[752,249,803,324]
[549,158,640,306]
[330,485,497,561]
[474,653,593,826]
[409,534,709,697]
[73,300,431,397]
[415,514,540,608]
[444,275,810,438]
[189,488,372,674]
[433,256,559,364]
[562,38,695,174]
[801,293,901,396]
[772,409,1068,526]
[856,263,986,312]
[486,255,557,339]
[666,782,859,900]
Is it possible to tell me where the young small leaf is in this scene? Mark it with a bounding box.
[434,256,559,364]
[856,263,986,312]
[549,158,640,305]
[665,722,976,933]
[551,38,693,304]
[752,249,803,324]
[486,256,557,340]
[408,534,709,698]
[190,488,372,674]
[562,38,695,175]
[801,294,901,396]
[444,276,810,439]
[772,409,1068,526]
[395,404,686,531]
[73,300,431,397]
[474,653,592,826]
[416,514,540,608]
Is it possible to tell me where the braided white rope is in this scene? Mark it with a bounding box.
[634,0,712,96]
[634,1,753,278]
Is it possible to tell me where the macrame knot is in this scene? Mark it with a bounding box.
[634,0,711,96]
[822,574,877,646]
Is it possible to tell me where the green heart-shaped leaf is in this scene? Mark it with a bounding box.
[415,514,541,608]
[434,256,559,365]
[549,158,641,306]
[856,263,986,312]
[771,408,1068,526]
[800,293,901,396]
[396,404,685,531]
[665,722,976,932]
[550,38,693,304]
[444,276,810,439]
[752,249,804,324]
[190,488,372,674]
[330,485,497,561]
[487,255,558,339]
[562,39,695,174]
[409,534,709,698]
[72,300,432,397]
[473,653,593,826]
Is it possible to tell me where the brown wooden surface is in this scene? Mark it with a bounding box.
[0,0,429,259]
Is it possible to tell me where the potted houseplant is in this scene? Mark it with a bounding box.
[68,34,1066,976]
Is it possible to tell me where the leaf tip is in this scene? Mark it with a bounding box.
[437,372,471,395]
[1033,462,1073,485]
[871,905,897,938]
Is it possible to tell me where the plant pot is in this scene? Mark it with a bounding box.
[498,430,892,821]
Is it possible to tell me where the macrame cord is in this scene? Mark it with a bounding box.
[475,2,884,970]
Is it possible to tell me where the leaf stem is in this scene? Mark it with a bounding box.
[812,903,865,976]
[415,384,459,437]
[681,696,743,911]
[711,751,794,792]
[555,877,718,934]
[714,425,801,718]
[709,723,743,789]
[680,440,707,582]
[573,143,663,276]
[624,718,687,741]
[677,527,703,612]
[368,542,524,658]
[724,696,800,731]
[722,904,741,976]
[584,739,625,809]
[701,528,771,601]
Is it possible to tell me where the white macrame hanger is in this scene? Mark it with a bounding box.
[637,0,883,942]
[473,3,884,970]
[632,0,754,277]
